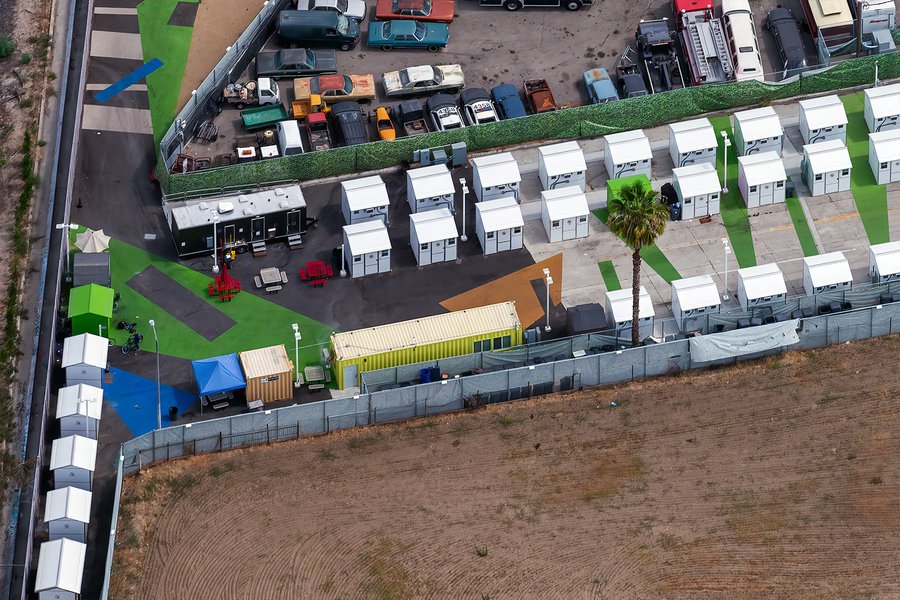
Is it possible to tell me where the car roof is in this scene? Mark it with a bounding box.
[387,20,418,34]
[428,93,456,108]
[583,67,611,82]
[460,87,490,104]
[331,101,360,112]
[403,65,438,82]
[768,9,805,54]
[396,0,427,8]
[316,74,347,91]
[491,83,517,96]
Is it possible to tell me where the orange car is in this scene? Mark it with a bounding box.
[376,107,396,141]
[375,0,455,23]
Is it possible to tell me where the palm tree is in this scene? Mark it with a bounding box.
[606,181,669,346]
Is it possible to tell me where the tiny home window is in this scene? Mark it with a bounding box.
[776,180,784,188]
[381,250,389,257]
[448,238,456,245]
[881,162,889,169]
[578,216,587,223]
[354,256,361,262]
[513,227,522,234]
[473,340,490,353]
[418,198,426,203]
[420,244,428,250]
[815,174,823,181]
[749,185,758,192]
[711,193,719,199]
[552,220,560,227]
[486,232,495,239]
[841,169,849,176]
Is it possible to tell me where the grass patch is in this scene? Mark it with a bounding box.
[597,260,621,291]
[841,93,890,245]
[869,476,883,485]
[318,448,337,461]
[0,34,15,58]
[208,461,237,477]
[594,208,682,283]
[347,431,382,451]
[785,196,819,256]
[359,538,413,599]
[709,116,757,268]
[496,414,521,429]
[474,545,489,557]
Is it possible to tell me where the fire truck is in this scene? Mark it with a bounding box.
[670,0,734,86]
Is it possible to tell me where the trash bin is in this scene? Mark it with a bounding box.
[429,367,440,381]
[419,368,431,384]
[168,406,179,422]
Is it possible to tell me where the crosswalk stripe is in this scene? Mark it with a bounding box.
[81,104,153,135]
[90,31,144,61]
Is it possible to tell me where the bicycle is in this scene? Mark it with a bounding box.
[117,320,137,333]
[121,332,143,355]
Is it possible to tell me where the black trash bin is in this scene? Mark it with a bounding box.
[168,406,179,422]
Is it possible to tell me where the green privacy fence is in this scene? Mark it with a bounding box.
[163,51,900,196]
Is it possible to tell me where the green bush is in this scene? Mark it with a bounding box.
[0,35,15,59]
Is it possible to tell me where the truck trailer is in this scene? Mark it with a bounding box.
[635,18,687,93]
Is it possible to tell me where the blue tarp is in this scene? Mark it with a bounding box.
[192,353,247,396]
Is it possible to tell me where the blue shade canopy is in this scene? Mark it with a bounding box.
[192,353,246,396]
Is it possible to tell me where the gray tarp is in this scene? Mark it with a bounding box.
[689,319,800,363]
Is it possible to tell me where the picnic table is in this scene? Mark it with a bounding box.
[260,267,282,286]
[207,262,241,302]
[299,260,334,285]
[304,365,325,383]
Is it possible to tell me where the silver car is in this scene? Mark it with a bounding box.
[295,0,367,21]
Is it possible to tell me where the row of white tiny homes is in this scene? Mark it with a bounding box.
[604,129,653,179]
[604,287,656,340]
[737,152,787,208]
[869,128,900,184]
[540,186,590,242]
[475,197,525,254]
[342,221,392,278]
[407,164,455,213]
[802,139,852,196]
[864,83,900,133]
[871,241,900,283]
[802,251,853,295]
[35,537,86,600]
[668,118,718,168]
[538,141,587,191]
[410,208,458,266]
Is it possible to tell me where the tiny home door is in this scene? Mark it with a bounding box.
[431,239,446,262]
[364,251,379,274]
[682,197,694,220]
[825,170,840,193]
[562,217,577,240]
[484,231,497,254]
[251,217,265,241]
[892,158,900,181]
[286,210,302,235]
[497,228,512,251]
[759,181,774,205]
[694,194,709,217]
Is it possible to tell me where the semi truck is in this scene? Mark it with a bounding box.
[671,0,734,85]
[635,18,686,93]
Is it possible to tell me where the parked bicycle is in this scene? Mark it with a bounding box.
[121,332,143,355]
[117,320,137,333]
[112,291,121,313]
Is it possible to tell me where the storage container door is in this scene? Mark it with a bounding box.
[342,364,358,388]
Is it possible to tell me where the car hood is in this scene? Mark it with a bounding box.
[310,49,338,73]
[344,0,367,19]
[256,53,278,74]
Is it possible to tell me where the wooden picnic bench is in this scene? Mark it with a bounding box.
[266,285,282,294]
[308,383,325,390]
[254,275,263,289]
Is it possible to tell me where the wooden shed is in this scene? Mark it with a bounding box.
[50,435,97,492]
[798,95,848,145]
[61,333,108,388]
[733,107,783,156]
[868,128,900,184]
[604,129,652,179]
[802,251,853,295]
[869,240,900,283]
[802,139,851,196]
[668,118,718,168]
[406,164,456,213]
[538,141,587,191]
[44,486,92,544]
[737,151,787,208]
[238,345,294,403]
[472,153,522,202]
[341,175,390,225]
[864,83,900,133]
[540,186,590,242]
[35,538,85,600]
[409,208,458,266]
[56,384,102,440]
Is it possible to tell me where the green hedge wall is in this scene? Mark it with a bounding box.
[165,52,900,196]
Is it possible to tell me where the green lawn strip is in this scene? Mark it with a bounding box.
[785,195,819,257]
[137,0,198,145]
[708,115,756,268]
[597,260,621,291]
[841,92,890,245]
[593,208,682,283]
[109,238,334,365]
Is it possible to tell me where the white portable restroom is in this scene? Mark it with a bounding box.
[798,95,848,145]
[868,129,900,184]
[802,139,852,196]
[540,186,590,242]
[863,83,900,133]
[604,286,655,341]
[538,141,587,191]
[342,221,391,278]
[475,197,524,255]
[56,384,102,440]
[733,107,784,156]
[472,153,522,202]
[340,175,390,225]
[668,118,718,168]
[802,251,853,296]
[406,163,455,213]
[44,487,92,544]
[736,262,788,309]
[737,151,787,208]
[50,435,97,492]
[35,538,86,600]
[604,129,652,179]
[672,162,722,220]
[671,275,721,329]
[409,208,459,266]
[869,241,900,283]
[61,333,108,388]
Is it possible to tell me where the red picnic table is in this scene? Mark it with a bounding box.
[207,263,241,301]
[300,260,333,284]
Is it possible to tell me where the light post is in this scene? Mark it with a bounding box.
[291,323,302,388]
[722,238,731,301]
[55,223,78,275]
[339,243,347,278]
[720,131,731,194]
[458,177,468,242]
[148,319,161,429]
[211,213,220,275]
[542,268,553,332]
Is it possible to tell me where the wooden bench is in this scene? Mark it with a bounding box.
[280,270,288,284]
[308,383,325,390]
[310,279,326,288]
[266,285,282,294]
[254,275,262,289]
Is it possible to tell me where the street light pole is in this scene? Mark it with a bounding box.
[458,177,468,242]
[148,319,161,429]
[55,223,78,276]
[211,214,220,275]
[291,323,302,387]
[339,243,347,278]
[542,268,553,332]
[722,238,731,301]
[720,131,731,194]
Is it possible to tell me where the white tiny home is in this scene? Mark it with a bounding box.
[868,129,900,184]
[864,83,900,133]
[604,129,652,179]
[44,486,92,544]
[737,151,787,208]
[802,139,852,196]
[736,263,788,309]
[869,240,900,283]
[475,197,524,255]
[35,538,86,600]
[472,153,522,202]
[406,164,455,213]
[604,286,655,341]
[802,251,853,296]
[538,141,587,191]
[733,107,784,156]
[409,208,458,266]
[56,384,102,440]
[798,95,848,145]
[668,118,718,168]
[50,434,97,493]
[61,333,108,388]
[672,162,721,220]
[340,175,390,225]
[671,275,721,329]
[342,221,391,278]
[540,186,590,242]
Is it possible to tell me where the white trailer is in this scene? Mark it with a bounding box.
[604,129,652,179]
[35,538,86,600]
[672,162,721,220]
[472,153,521,202]
[341,175,390,225]
[342,221,391,278]
[869,241,900,283]
[798,95,848,145]
[668,118,718,168]
[406,163,455,213]
[737,262,787,309]
[737,151,787,208]
[540,186,590,243]
[475,197,524,255]
[802,139,851,196]
[538,141,587,191]
[56,384,102,440]
[409,208,458,266]
[802,251,853,295]
[864,83,900,133]
[733,106,784,156]
[45,487,92,544]
[671,275,721,330]
[868,128,900,184]
[50,435,97,492]
[604,286,655,341]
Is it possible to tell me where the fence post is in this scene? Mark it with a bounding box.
[165,442,170,462]
[266,424,270,445]
[218,432,223,452]
[297,420,301,439]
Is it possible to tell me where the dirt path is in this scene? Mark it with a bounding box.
[113,335,900,599]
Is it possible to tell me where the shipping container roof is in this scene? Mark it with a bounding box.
[605,286,654,324]
[472,152,522,188]
[61,333,108,369]
[344,220,392,255]
[865,83,900,119]
[475,197,524,231]
[799,95,848,130]
[605,129,652,164]
[734,107,783,141]
[410,208,458,244]
[171,185,306,230]
[738,151,787,186]
[803,139,852,174]
[407,163,455,198]
[35,539,86,594]
[673,162,721,198]
[239,344,292,379]
[56,384,103,420]
[668,118,718,153]
[45,486,93,524]
[342,175,389,211]
[870,241,900,277]
[803,251,852,287]
[738,263,787,300]
[50,435,97,472]
[541,187,590,220]
[672,275,721,312]
[538,141,586,177]
[869,129,900,163]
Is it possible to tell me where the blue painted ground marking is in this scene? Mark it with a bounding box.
[103,367,198,437]
[94,58,164,103]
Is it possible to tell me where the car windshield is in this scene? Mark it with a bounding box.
[414,23,426,39]
[336,15,350,34]
[399,71,411,86]
[337,0,348,10]
[300,50,314,68]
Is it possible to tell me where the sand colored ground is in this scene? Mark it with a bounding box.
[112,334,900,599]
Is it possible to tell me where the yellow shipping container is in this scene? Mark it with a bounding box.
[239,344,294,403]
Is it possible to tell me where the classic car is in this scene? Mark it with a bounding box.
[582,67,619,104]
[367,20,449,52]
[490,83,527,119]
[293,73,377,103]
[255,48,337,79]
[459,87,499,125]
[382,64,464,97]
[295,0,367,20]
[375,0,455,23]
[427,93,465,131]
[376,106,397,140]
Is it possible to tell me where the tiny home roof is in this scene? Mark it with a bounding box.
[341,175,389,211]
[864,83,900,119]
[56,384,103,420]
[803,251,852,287]
[171,185,306,230]
[410,208,458,244]
[803,139,852,173]
[668,118,718,153]
[870,240,900,277]
[35,538,86,594]
[72,252,110,286]
[331,301,520,361]
[869,129,900,163]
[671,275,721,312]
[45,486,92,524]
[738,151,787,186]
[50,435,97,472]
[407,163,455,198]
[539,141,586,176]
[604,129,652,164]
[734,107,783,140]
[799,95,848,130]
[673,162,721,197]
[476,197,524,231]
[471,152,522,187]
[737,263,787,299]
[343,220,392,255]
[541,187,590,220]
[61,333,108,369]
[68,283,114,320]
[605,286,654,323]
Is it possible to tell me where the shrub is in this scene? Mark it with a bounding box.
[19,53,30,64]
[0,35,15,58]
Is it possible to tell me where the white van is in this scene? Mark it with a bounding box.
[721,0,765,82]
[276,120,304,156]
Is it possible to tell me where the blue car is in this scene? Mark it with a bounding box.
[366,20,449,52]
[490,83,527,120]
[583,67,619,104]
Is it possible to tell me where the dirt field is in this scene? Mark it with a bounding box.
[112,335,900,600]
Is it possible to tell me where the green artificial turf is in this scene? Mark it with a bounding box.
[785,195,819,257]
[108,238,334,364]
[137,0,198,145]
[841,92,890,245]
[597,260,621,291]
[593,208,682,283]
[709,115,757,268]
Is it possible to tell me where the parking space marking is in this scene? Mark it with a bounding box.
[90,31,144,61]
[81,104,153,135]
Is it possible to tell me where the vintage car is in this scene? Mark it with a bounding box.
[490,83,527,119]
[255,48,337,79]
[375,0,455,23]
[293,73,377,103]
[382,64,464,97]
[376,106,397,140]
[427,94,465,131]
[367,20,449,52]
[583,67,619,104]
[459,87,499,125]
[295,0,367,20]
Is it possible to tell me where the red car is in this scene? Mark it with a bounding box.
[375,0,455,23]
